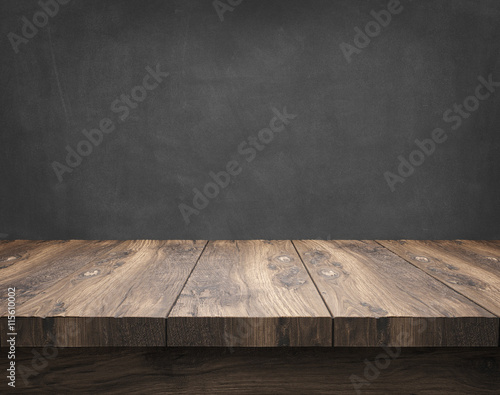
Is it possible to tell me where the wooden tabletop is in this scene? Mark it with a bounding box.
[1,240,499,347]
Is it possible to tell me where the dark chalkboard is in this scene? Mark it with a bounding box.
[0,0,499,239]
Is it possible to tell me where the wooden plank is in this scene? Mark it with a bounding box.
[167,240,332,346]
[1,317,165,348]
[11,347,500,394]
[467,240,500,248]
[454,240,500,264]
[0,240,88,274]
[0,240,122,346]
[1,240,207,346]
[378,240,500,317]
[0,240,45,263]
[0,240,122,310]
[294,240,498,346]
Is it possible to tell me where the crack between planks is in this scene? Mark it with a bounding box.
[291,240,334,346]
[376,239,500,347]
[290,240,334,319]
[165,240,209,319]
[374,240,500,320]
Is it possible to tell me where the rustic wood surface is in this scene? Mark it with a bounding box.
[0,240,121,311]
[168,240,332,346]
[1,240,207,346]
[293,240,498,346]
[1,240,499,348]
[6,347,500,394]
[378,240,500,317]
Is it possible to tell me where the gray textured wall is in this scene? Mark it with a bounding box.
[1,0,499,240]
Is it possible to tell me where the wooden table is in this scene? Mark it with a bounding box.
[1,240,499,393]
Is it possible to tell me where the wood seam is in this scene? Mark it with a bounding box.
[291,240,334,346]
[165,240,209,319]
[290,240,334,319]
[375,240,500,318]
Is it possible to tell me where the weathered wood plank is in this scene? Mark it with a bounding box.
[0,240,122,310]
[1,240,207,346]
[1,240,123,346]
[168,240,332,346]
[294,240,498,346]
[0,240,46,263]
[2,317,165,348]
[3,240,498,349]
[454,240,500,266]
[378,240,500,317]
[9,347,500,394]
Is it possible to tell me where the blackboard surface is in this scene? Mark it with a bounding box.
[1,0,499,240]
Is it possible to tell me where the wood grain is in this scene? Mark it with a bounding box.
[9,347,500,394]
[378,240,500,317]
[0,240,45,263]
[0,240,122,310]
[2,240,498,349]
[1,240,122,346]
[1,240,207,346]
[294,240,498,346]
[168,240,332,346]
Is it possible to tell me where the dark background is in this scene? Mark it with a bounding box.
[0,0,499,240]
